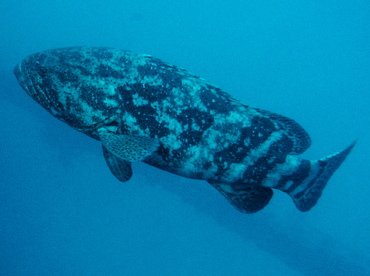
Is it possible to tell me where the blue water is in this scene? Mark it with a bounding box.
[1,1,369,275]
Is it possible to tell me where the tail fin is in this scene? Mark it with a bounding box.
[274,142,356,212]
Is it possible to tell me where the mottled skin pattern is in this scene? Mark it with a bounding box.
[14,47,354,213]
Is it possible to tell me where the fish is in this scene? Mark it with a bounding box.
[13,47,355,213]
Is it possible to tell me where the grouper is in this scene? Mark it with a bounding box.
[14,47,355,213]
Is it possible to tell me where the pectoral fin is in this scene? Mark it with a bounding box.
[98,128,160,162]
[102,145,132,182]
[209,181,273,213]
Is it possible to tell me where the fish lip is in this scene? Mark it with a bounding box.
[16,60,54,110]
[13,62,29,93]
[14,61,40,97]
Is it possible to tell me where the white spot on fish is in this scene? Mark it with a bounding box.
[161,134,181,149]
[107,85,116,96]
[104,98,118,107]
[132,93,149,106]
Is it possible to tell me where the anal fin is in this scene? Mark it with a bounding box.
[103,145,132,182]
[209,181,273,213]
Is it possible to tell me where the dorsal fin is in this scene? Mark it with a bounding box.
[259,109,311,154]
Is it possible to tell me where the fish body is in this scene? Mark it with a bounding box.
[14,47,355,213]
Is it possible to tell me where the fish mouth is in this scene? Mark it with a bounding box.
[14,61,51,105]
[13,62,28,92]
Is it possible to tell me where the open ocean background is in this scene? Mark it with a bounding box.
[1,1,369,275]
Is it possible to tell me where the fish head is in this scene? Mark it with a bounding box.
[13,47,121,136]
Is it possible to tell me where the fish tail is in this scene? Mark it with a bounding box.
[271,142,356,212]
